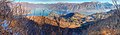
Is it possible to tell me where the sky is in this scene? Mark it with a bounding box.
[14,0,114,4]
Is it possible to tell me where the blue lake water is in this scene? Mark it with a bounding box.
[28,9,52,16]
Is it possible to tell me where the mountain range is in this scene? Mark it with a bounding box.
[13,2,114,15]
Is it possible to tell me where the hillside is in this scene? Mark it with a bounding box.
[83,9,120,35]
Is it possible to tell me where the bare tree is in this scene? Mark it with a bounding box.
[112,0,120,16]
[0,0,12,18]
[112,0,119,10]
[11,3,31,18]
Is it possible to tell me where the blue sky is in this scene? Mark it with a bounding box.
[14,0,113,4]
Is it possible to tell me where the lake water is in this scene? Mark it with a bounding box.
[27,9,52,16]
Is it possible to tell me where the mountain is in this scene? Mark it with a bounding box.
[49,2,113,15]
[12,2,49,9]
[48,2,113,15]
[13,2,114,15]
